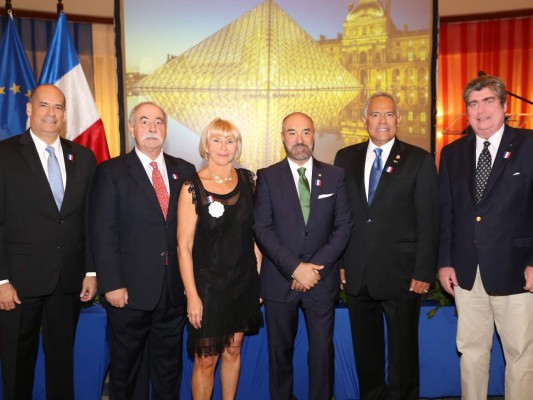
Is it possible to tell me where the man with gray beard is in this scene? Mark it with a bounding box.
[253,112,353,400]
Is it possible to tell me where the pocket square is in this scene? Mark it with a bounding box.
[513,172,520,176]
[318,193,334,199]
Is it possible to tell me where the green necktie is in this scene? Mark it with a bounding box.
[297,167,311,224]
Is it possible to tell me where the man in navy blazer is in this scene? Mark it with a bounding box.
[438,75,533,399]
[0,84,97,399]
[89,102,195,399]
[253,112,352,400]
[334,92,439,400]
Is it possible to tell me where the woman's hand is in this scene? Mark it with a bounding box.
[187,294,203,329]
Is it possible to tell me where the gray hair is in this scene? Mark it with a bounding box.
[128,101,168,126]
[363,92,399,118]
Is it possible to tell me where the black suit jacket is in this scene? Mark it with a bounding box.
[334,139,439,300]
[89,150,195,311]
[438,126,533,294]
[253,158,353,302]
[0,131,96,297]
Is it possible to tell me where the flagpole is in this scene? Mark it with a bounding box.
[57,0,63,15]
[5,0,12,19]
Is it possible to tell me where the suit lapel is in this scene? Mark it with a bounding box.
[371,139,404,206]
[61,139,76,210]
[280,158,305,224]
[127,151,165,220]
[309,158,324,221]
[18,132,60,210]
[461,133,477,204]
[482,126,515,202]
[352,143,368,208]
[164,154,180,219]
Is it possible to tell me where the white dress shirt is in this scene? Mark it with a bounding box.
[475,123,504,167]
[135,148,170,193]
[364,138,395,200]
[287,157,313,197]
[30,130,66,189]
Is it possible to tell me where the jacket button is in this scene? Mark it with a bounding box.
[304,232,310,236]
[57,219,63,224]
[475,216,482,222]
[160,252,165,257]
[367,219,372,223]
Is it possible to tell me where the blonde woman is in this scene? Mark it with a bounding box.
[177,118,262,399]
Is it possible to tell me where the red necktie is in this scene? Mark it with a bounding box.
[150,161,169,219]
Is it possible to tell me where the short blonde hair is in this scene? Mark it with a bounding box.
[199,118,242,160]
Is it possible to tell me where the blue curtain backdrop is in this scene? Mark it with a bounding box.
[0,15,95,93]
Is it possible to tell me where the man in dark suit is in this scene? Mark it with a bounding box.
[0,84,97,399]
[334,92,439,400]
[89,102,195,399]
[438,75,533,399]
[253,112,352,400]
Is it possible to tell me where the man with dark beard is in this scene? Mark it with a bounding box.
[253,112,353,399]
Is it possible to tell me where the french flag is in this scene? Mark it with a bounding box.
[38,13,110,164]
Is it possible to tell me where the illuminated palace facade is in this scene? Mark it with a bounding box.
[317,0,431,145]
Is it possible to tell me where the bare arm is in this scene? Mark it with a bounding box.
[254,242,262,274]
[177,184,203,329]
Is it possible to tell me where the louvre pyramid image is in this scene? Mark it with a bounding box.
[136,0,357,170]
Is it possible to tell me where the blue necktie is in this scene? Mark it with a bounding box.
[46,146,64,210]
[368,148,383,204]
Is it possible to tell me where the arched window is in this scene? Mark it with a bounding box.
[360,70,368,86]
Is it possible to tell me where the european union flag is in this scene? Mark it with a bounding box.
[0,15,37,140]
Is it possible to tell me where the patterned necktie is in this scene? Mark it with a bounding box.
[368,148,383,204]
[475,141,492,204]
[150,161,169,219]
[297,167,311,224]
[45,146,64,210]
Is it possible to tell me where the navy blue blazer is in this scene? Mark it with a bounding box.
[253,158,353,302]
[438,125,533,294]
[89,150,195,311]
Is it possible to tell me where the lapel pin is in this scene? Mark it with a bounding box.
[503,151,511,159]
[171,173,179,180]
[67,153,74,161]
[385,166,394,173]
[315,173,322,187]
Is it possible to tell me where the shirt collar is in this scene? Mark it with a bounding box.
[135,147,164,166]
[475,123,505,149]
[368,137,395,154]
[30,130,62,154]
[287,156,313,174]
